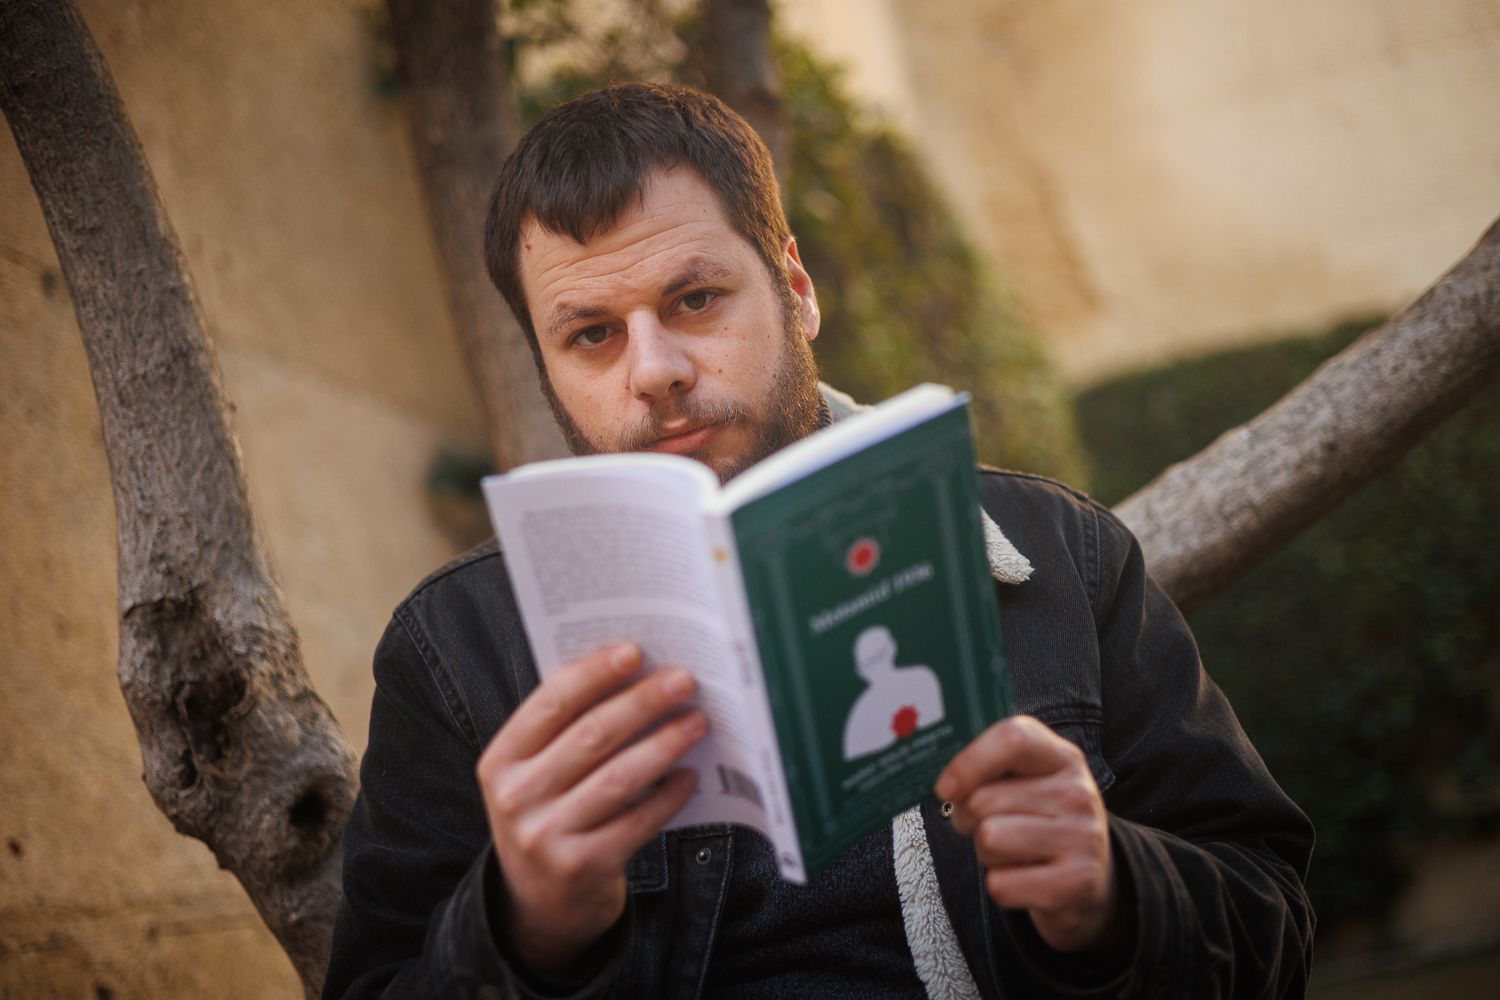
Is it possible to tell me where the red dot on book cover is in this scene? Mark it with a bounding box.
[891,705,919,739]
[846,538,880,576]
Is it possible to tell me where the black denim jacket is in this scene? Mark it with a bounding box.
[324,470,1314,999]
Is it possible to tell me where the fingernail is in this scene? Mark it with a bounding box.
[935,774,956,799]
[662,669,694,699]
[684,711,708,739]
[610,643,637,670]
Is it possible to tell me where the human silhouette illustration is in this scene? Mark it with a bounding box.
[842,625,947,761]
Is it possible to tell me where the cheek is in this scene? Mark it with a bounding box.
[549,353,604,402]
[574,388,611,427]
[718,325,777,381]
[549,370,605,425]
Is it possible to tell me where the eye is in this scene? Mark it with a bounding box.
[570,325,612,347]
[679,289,717,313]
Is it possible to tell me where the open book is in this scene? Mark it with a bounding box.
[482,385,1011,882]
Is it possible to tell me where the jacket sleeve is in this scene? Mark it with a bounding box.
[1000,501,1315,999]
[321,611,630,1000]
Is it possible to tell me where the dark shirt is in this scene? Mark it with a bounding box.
[703,828,926,998]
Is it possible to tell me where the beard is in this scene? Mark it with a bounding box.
[540,304,823,483]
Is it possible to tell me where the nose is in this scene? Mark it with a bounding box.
[626,310,696,402]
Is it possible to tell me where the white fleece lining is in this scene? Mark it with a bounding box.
[893,806,984,999]
[981,509,1032,584]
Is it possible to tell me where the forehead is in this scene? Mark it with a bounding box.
[518,168,752,319]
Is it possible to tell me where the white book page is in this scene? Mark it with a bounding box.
[482,458,781,836]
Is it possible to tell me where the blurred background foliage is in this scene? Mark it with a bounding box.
[771,40,1084,484]
[1078,320,1500,928]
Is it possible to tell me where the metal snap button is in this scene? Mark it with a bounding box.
[940,801,955,818]
[695,847,713,864]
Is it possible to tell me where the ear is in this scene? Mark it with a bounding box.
[785,237,820,343]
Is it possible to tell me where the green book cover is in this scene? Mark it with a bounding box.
[730,403,1012,873]
[484,387,1011,882]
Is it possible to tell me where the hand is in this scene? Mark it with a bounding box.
[476,643,707,976]
[935,715,1121,954]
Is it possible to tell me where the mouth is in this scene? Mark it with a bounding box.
[645,421,726,456]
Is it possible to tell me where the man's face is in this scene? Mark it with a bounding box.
[519,167,823,482]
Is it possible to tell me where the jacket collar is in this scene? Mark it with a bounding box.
[819,382,1032,585]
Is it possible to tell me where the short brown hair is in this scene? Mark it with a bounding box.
[483,83,791,363]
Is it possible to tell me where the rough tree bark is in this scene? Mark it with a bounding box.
[1116,215,1500,614]
[0,2,356,996]
[386,0,567,469]
[698,0,789,173]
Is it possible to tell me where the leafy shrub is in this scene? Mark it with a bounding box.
[1077,320,1500,929]
[772,42,1083,482]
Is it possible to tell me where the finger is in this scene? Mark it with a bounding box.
[936,716,1084,801]
[523,667,699,802]
[485,643,643,763]
[571,767,701,871]
[970,814,1089,869]
[559,709,709,830]
[947,775,1058,834]
[949,770,1100,834]
[985,859,1108,916]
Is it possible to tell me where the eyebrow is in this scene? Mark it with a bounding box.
[662,259,733,297]
[545,258,735,342]
[546,304,610,342]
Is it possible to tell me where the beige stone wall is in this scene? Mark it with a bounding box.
[1,1,482,994]
[785,0,1500,383]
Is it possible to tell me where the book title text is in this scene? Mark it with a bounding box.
[807,561,935,636]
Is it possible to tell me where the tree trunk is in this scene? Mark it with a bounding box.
[0,2,356,996]
[386,0,568,470]
[699,0,789,174]
[1116,215,1500,613]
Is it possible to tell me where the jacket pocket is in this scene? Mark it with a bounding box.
[1031,703,1116,793]
[625,833,669,892]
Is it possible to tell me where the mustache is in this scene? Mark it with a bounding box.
[617,395,752,452]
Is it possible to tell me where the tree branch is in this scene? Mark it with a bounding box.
[698,0,789,174]
[386,0,567,469]
[0,2,355,994]
[1117,215,1500,613]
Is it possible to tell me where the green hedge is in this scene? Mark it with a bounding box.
[1076,321,1500,928]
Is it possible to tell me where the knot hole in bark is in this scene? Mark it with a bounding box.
[289,787,327,833]
[276,771,354,877]
[172,670,247,788]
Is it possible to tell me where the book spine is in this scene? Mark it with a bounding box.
[704,511,807,883]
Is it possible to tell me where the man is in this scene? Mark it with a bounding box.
[325,83,1313,998]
